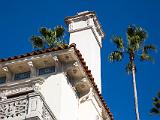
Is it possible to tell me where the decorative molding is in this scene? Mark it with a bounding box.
[42,106,52,120]
[27,61,34,67]
[0,86,33,98]
[65,11,104,38]
[32,83,41,92]
[52,56,61,73]
[62,61,78,72]
[73,62,79,67]
[27,61,37,77]
[1,93,7,101]
[2,66,9,72]
[52,56,59,62]
[1,66,12,82]
[80,88,93,103]
[0,77,44,97]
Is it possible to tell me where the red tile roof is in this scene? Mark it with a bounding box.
[0,44,114,120]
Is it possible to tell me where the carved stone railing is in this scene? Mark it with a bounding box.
[0,92,56,120]
[0,98,28,119]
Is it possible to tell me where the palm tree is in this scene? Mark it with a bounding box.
[31,26,66,49]
[150,91,160,115]
[108,25,156,120]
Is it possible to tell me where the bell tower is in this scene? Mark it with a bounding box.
[65,11,104,92]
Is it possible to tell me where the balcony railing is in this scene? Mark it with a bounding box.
[0,92,56,120]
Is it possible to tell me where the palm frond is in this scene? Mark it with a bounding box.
[54,26,65,38]
[108,51,123,62]
[127,36,140,51]
[46,37,56,47]
[150,108,160,115]
[127,25,148,51]
[153,97,159,102]
[154,100,160,109]
[158,92,160,99]
[30,25,66,49]
[143,44,157,54]
[135,26,147,41]
[140,53,154,62]
[39,27,48,37]
[127,25,136,38]
[151,92,160,115]
[112,36,124,50]
[127,25,147,40]
[30,36,44,49]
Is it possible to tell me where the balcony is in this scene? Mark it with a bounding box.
[0,92,56,120]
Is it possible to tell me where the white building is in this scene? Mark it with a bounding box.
[0,11,113,120]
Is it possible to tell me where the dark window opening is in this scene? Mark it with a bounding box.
[14,71,31,80]
[0,77,6,84]
[38,66,55,75]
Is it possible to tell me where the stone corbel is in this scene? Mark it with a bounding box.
[1,95,7,101]
[0,91,7,101]
[52,56,59,62]
[62,61,80,79]
[86,19,90,26]
[2,66,12,82]
[32,83,41,92]
[32,77,45,92]
[27,61,36,77]
[52,56,61,72]
[80,87,93,103]
[65,61,78,69]
[73,61,79,67]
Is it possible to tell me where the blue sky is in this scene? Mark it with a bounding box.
[0,0,160,120]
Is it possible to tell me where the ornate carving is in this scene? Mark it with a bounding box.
[0,92,56,120]
[27,61,34,67]
[33,83,41,91]
[52,56,58,62]
[80,88,93,103]
[0,86,33,98]
[0,99,28,119]
[42,105,52,120]
[0,77,45,98]
[2,66,9,72]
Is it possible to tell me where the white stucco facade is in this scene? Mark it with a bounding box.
[39,73,106,120]
[40,73,79,120]
[70,29,102,92]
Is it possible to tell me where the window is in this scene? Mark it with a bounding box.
[14,71,31,80]
[0,77,6,84]
[38,66,55,75]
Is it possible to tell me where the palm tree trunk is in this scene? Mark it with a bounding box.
[132,64,140,120]
[130,53,140,120]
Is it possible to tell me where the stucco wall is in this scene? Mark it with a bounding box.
[70,28,101,92]
[79,100,101,120]
[40,73,79,120]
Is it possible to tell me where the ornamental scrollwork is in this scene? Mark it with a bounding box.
[0,99,28,119]
[42,105,52,120]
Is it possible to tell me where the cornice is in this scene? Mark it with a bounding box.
[65,11,105,38]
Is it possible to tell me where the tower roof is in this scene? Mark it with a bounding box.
[65,11,105,38]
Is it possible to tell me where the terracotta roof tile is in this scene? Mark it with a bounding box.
[0,44,69,62]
